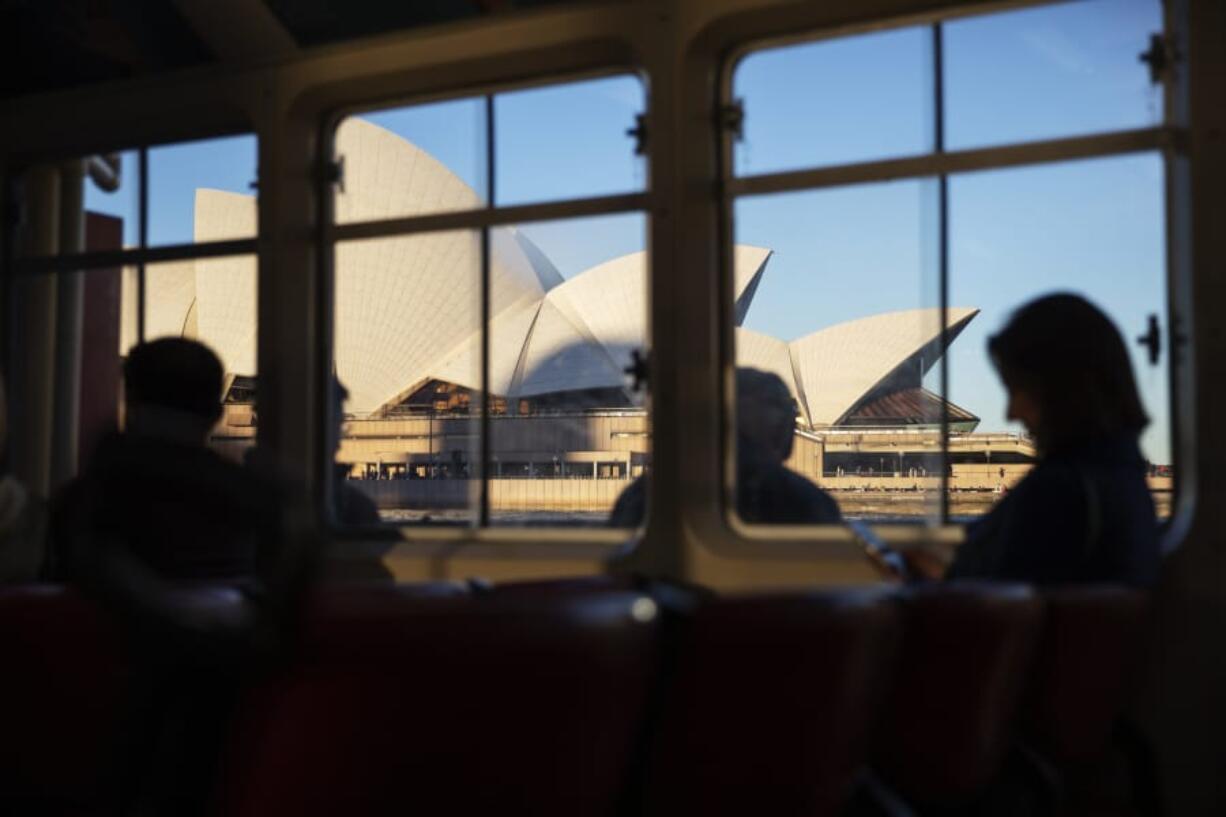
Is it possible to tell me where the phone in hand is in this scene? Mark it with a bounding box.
[847,519,911,582]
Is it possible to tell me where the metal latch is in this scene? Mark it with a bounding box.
[719,100,745,142]
[1137,313,1162,365]
[1139,33,1177,84]
[626,114,648,156]
[319,155,345,193]
[624,349,649,393]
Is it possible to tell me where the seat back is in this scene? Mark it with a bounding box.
[1023,585,1149,767]
[643,588,900,817]
[873,582,1043,806]
[0,586,129,809]
[221,589,662,817]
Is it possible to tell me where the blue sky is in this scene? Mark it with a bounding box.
[84,0,1170,462]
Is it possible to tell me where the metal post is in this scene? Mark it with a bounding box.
[50,160,85,488]
[12,166,60,498]
[479,93,495,526]
[933,22,951,523]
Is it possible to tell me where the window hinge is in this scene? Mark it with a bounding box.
[719,99,745,142]
[624,348,649,393]
[626,113,648,156]
[1137,313,1162,366]
[1139,33,1178,85]
[319,155,345,193]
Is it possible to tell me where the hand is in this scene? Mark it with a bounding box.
[902,547,949,581]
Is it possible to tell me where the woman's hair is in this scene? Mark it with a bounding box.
[988,293,1148,452]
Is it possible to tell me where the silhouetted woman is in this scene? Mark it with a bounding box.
[945,294,1160,586]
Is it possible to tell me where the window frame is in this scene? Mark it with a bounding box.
[0,0,1201,581]
[316,66,653,545]
[706,0,1191,554]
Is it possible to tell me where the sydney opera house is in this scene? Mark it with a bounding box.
[126,119,1036,513]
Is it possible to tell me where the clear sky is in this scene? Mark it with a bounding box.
[84,0,1171,463]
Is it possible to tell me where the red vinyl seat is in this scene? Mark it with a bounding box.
[871,581,1044,808]
[642,588,900,817]
[220,589,663,817]
[0,586,129,812]
[1022,586,1149,768]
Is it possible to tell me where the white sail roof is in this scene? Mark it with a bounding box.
[136,118,978,425]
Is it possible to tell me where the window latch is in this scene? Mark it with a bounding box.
[626,114,648,156]
[719,100,745,142]
[1137,313,1162,366]
[1139,33,1176,84]
[320,155,345,194]
[624,349,649,393]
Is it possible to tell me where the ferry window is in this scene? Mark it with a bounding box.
[334,231,482,524]
[944,0,1163,150]
[734,181,944,523]
[949,155,1170,518]
[733,27,931,176]
[148,134,257,245]
[335,98,486,223]
[328,75,648,528]
[495,75,646,206]
[7,131,259,487]
[727,0,1172,526]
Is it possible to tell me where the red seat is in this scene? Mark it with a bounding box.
[872,581,1044,808]
[220,589,663,817]
[643,588,900,817]
[1022,586,1149,768]
[0,586,129,812]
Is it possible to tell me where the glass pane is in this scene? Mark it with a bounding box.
[945,0,1163,150]
[734,180,945,524]
[123,256,258,463]
[148,133,258,245]
[489,212,648,526]
[6,262,136,485]
[17,151,140,257]
[949,154,1170,519]
[494,74,645,206]
[733,26,932,176]
[332,232,481,525]
[335,98,487,223]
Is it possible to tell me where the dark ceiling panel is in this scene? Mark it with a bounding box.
[0,0,213,99]
[264,0,582,49]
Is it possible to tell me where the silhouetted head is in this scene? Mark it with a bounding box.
[330,376,351,457]
[124,338,224,444]
[736,367,798,463]
[988,293,1148,454]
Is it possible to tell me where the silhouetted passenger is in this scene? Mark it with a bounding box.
[609,368,841,526]
[49,340,294,816]
[330,379,382,527]
[51,338,281,582]
[944,294,1160,586]
[0,375,49,583]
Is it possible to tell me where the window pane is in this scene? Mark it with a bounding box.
[733,180,944,524]
[490,212,648,526]
[945,0,1163,150]
[148,133,257,246]
[335,98,487,223]
[949,154,1170,518]
[125,255,258,463]
[7,261,136,482]
[494,74,645,206]
[333,231,481,525]
[732,26,932,177]
[17,151,140,257]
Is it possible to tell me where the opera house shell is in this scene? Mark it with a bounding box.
[128,118,980,433]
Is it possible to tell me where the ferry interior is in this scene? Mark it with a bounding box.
[0,0,1223,814]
